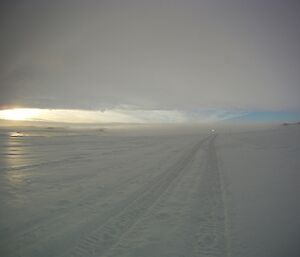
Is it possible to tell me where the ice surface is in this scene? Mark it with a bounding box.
[0,125,299,256]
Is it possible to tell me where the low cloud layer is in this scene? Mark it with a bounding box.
[0,108,247,124]
[1,0,300,113]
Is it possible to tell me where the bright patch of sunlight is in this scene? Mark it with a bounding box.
[0,107,246,124]
[0,108,43,121]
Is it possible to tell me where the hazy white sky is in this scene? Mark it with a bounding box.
[0,0,299,123]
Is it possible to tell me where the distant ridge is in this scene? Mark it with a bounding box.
[282,121,300,126]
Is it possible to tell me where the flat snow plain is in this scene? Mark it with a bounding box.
[0,125,299,257]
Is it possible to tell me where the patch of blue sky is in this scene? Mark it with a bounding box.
[232,111,300,123]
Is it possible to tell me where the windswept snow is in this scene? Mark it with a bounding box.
[0,126,299,257]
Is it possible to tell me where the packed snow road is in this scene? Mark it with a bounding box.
[0,131,229,257]
[1,126,299,257]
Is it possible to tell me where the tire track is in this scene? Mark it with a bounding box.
[192,135,230,257]
[102,142,202,257]
[4,146,176,257]
[65,136,211,257]
[102,142,207,257]
[3,138,195,257]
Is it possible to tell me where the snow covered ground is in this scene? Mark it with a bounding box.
[0,125,299,257]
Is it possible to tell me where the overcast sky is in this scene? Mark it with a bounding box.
[1,0,300,118]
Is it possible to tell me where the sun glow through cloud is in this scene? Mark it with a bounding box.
[0,108,247,124]
[0,108,43,121]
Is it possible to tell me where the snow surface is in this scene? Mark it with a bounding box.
[0,126,299,257]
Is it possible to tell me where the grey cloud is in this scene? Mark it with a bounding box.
[1,0,300,111]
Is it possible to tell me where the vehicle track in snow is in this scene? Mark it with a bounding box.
[191,135,230,257]
[1,136,199,256]
[65,136,211,257]
[2,138,191,257]
[100,135,231,257]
